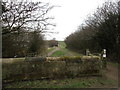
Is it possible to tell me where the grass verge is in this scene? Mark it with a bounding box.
[4,76,117,88]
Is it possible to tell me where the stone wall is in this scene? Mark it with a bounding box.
[3,56,103,82]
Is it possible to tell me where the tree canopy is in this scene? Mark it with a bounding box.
[65,1,120,60]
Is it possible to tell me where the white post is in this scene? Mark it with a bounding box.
[103,49,106,58]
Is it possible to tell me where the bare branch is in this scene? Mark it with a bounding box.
[1,1,55,35]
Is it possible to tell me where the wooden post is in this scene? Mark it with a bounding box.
[86,49,90,56]
[103,49,106,58]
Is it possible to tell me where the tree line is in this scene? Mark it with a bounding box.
[1,0,54,57]
[65,1,120,61]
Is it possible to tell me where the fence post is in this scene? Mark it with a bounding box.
[86,49,90,56]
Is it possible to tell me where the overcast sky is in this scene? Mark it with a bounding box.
[29,0,108,41]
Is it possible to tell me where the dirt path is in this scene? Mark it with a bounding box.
[47,47,60,56]
[100,62,119,88]
[91,62,119,88]
[104,62,118,81]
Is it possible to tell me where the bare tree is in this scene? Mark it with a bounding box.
[1,0,55,35]
[1,0,55,57]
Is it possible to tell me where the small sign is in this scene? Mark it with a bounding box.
[103,54,106,58]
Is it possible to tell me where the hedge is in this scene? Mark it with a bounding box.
[3,56,104,82]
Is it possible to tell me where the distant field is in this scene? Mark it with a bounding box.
[58,41,66,48]
[47,47,56,53]
[47,41,82,57]
[58,41,83,56]
[51,50,66,57]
